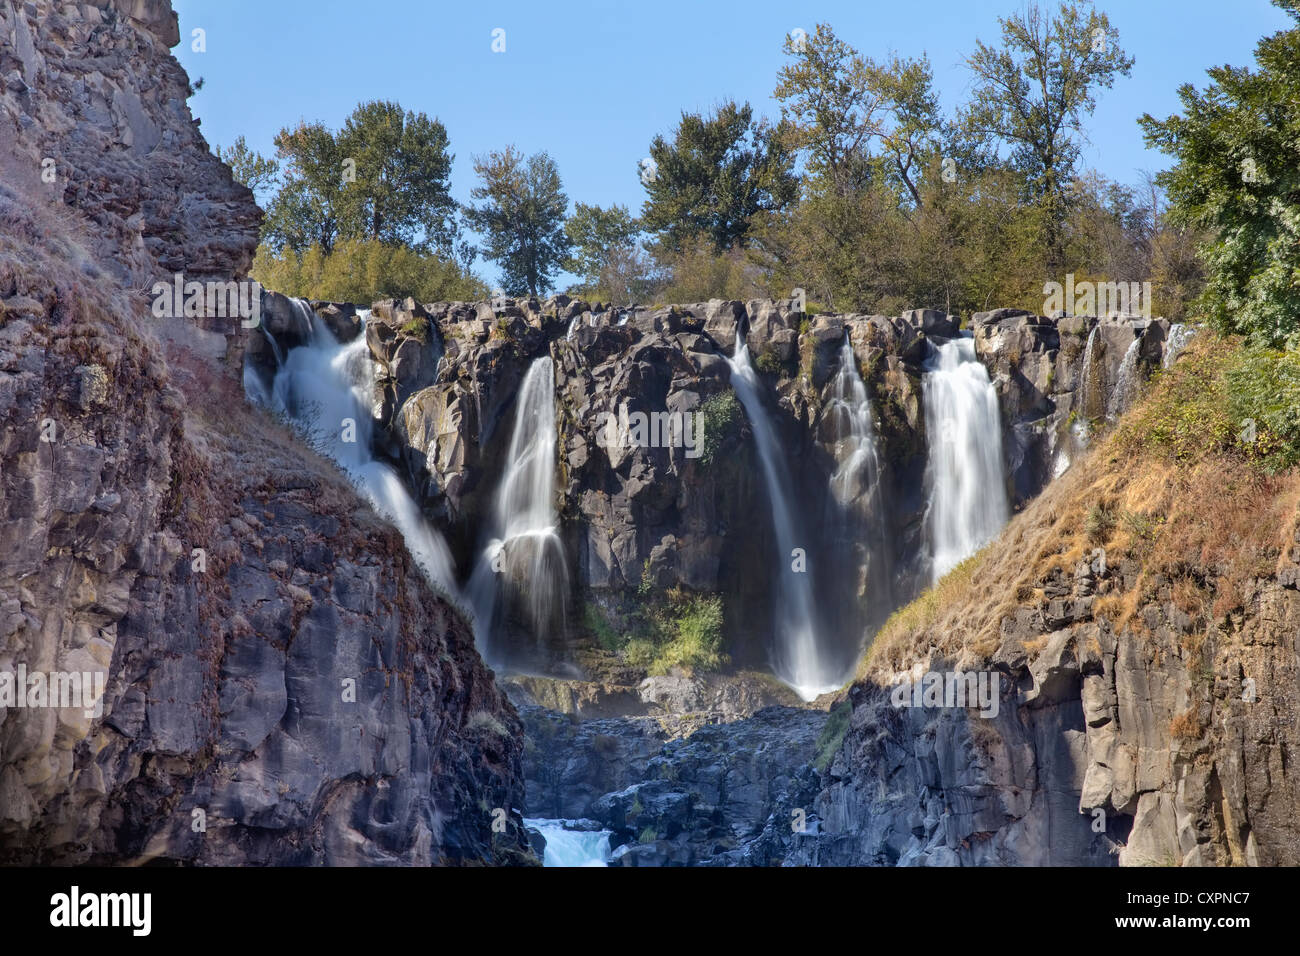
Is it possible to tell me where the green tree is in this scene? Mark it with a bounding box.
[465,147,571,297]
[216,135,279,201]
[640,101,797,253]
[773,25,940,205]
[963,1,1133,270]
[335,101,463,261]
[263,122,347,254]
[1139,0,1300,346]
[564,203,639,285]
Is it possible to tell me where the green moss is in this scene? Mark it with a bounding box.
[583,602,623,652]
[813,700,852,773]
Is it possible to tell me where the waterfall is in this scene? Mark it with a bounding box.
[726,331,839,700]
[1106,337,1142,421]
[524,819,611,867]
[468,356,567,663]
[826,333,890,610]
[1079,325,1101,420]
[1163,324,1195,369]
[923,336,1009,582]
[248,300,457,595]
[827,334,884,509]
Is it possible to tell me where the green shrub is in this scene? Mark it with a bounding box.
[1225,346,1300,472]
[583,603,624,652]
[813,700,851,773]
[755,348,784,377]
[700,391,743,467]
[252,237,487,304]
[646,594,726,675]
[1084,503,1117,545]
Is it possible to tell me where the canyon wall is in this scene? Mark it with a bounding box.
[0,0,530,864]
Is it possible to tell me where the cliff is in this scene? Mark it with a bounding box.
[786,336,1300,866]
[0,0,530,864]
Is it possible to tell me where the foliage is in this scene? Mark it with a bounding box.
[963,1,1133,267]
[1225,346,1300,472]
[1084,503,1116,544]
[700,391,743,467]
[563,203,657,303]
[252,238,487,304]
[335,101,465,261]
[1139,1,1300,347]
[813,700,852,773]
[464,146,571,296]
[640,100,797,253]
[582,591,727,676]
[1114,335,1239,463]
[258,101,463,264]
[216,135,279,201]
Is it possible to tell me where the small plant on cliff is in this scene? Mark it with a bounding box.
[1084,503,1117,545]
[700,391,743,467]
[756,348,784,377]
[401,315,431,343]
[813,700,852,773]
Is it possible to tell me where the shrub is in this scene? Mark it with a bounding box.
[700,391,743,467]
[813,700,851,773]
[252,237,487,304]
[1224,346,1300,472]
[1084,503,1117,545]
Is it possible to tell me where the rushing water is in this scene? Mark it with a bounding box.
[1106,337,1142,421]
[923,336,1009,582]
[726,330,840,700]
[1163,324,1195,369]
[468,356,567,663]
[247,301,457,595]
[524,819,611,867]
[827,334,885,510]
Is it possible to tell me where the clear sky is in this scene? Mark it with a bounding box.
[173,0,1291,286]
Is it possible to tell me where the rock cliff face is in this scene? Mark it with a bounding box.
[784,398,1300,866]
[260,293,1181,680]
[0,0,529,865]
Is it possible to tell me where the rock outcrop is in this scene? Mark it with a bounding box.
[784,381,1300,866]
[0,0,529,865]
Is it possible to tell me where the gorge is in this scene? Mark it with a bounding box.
[2,0,1298,874]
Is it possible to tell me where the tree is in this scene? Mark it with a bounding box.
[773,24,940,206]
[217,136,279,201]
[963,1,1133,269]
[263,122,347,254]
[335,101,463,261]
[563,203,643,295]
[1139,0,1300,345]
[640,101,797,253]
[465,147,571,297]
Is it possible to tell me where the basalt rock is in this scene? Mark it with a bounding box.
[0,0,530,866]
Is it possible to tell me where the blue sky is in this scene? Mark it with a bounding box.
[174,0,1291,285]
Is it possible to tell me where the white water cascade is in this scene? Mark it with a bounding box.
[249,302,457,595]
[1106,337,1142,421]
[468,356,567,662]
[923,336,1009,582]
[524,819,611,867]
[726,331,840,700]
[827,333,885,510]
[1163,324,1195,369]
